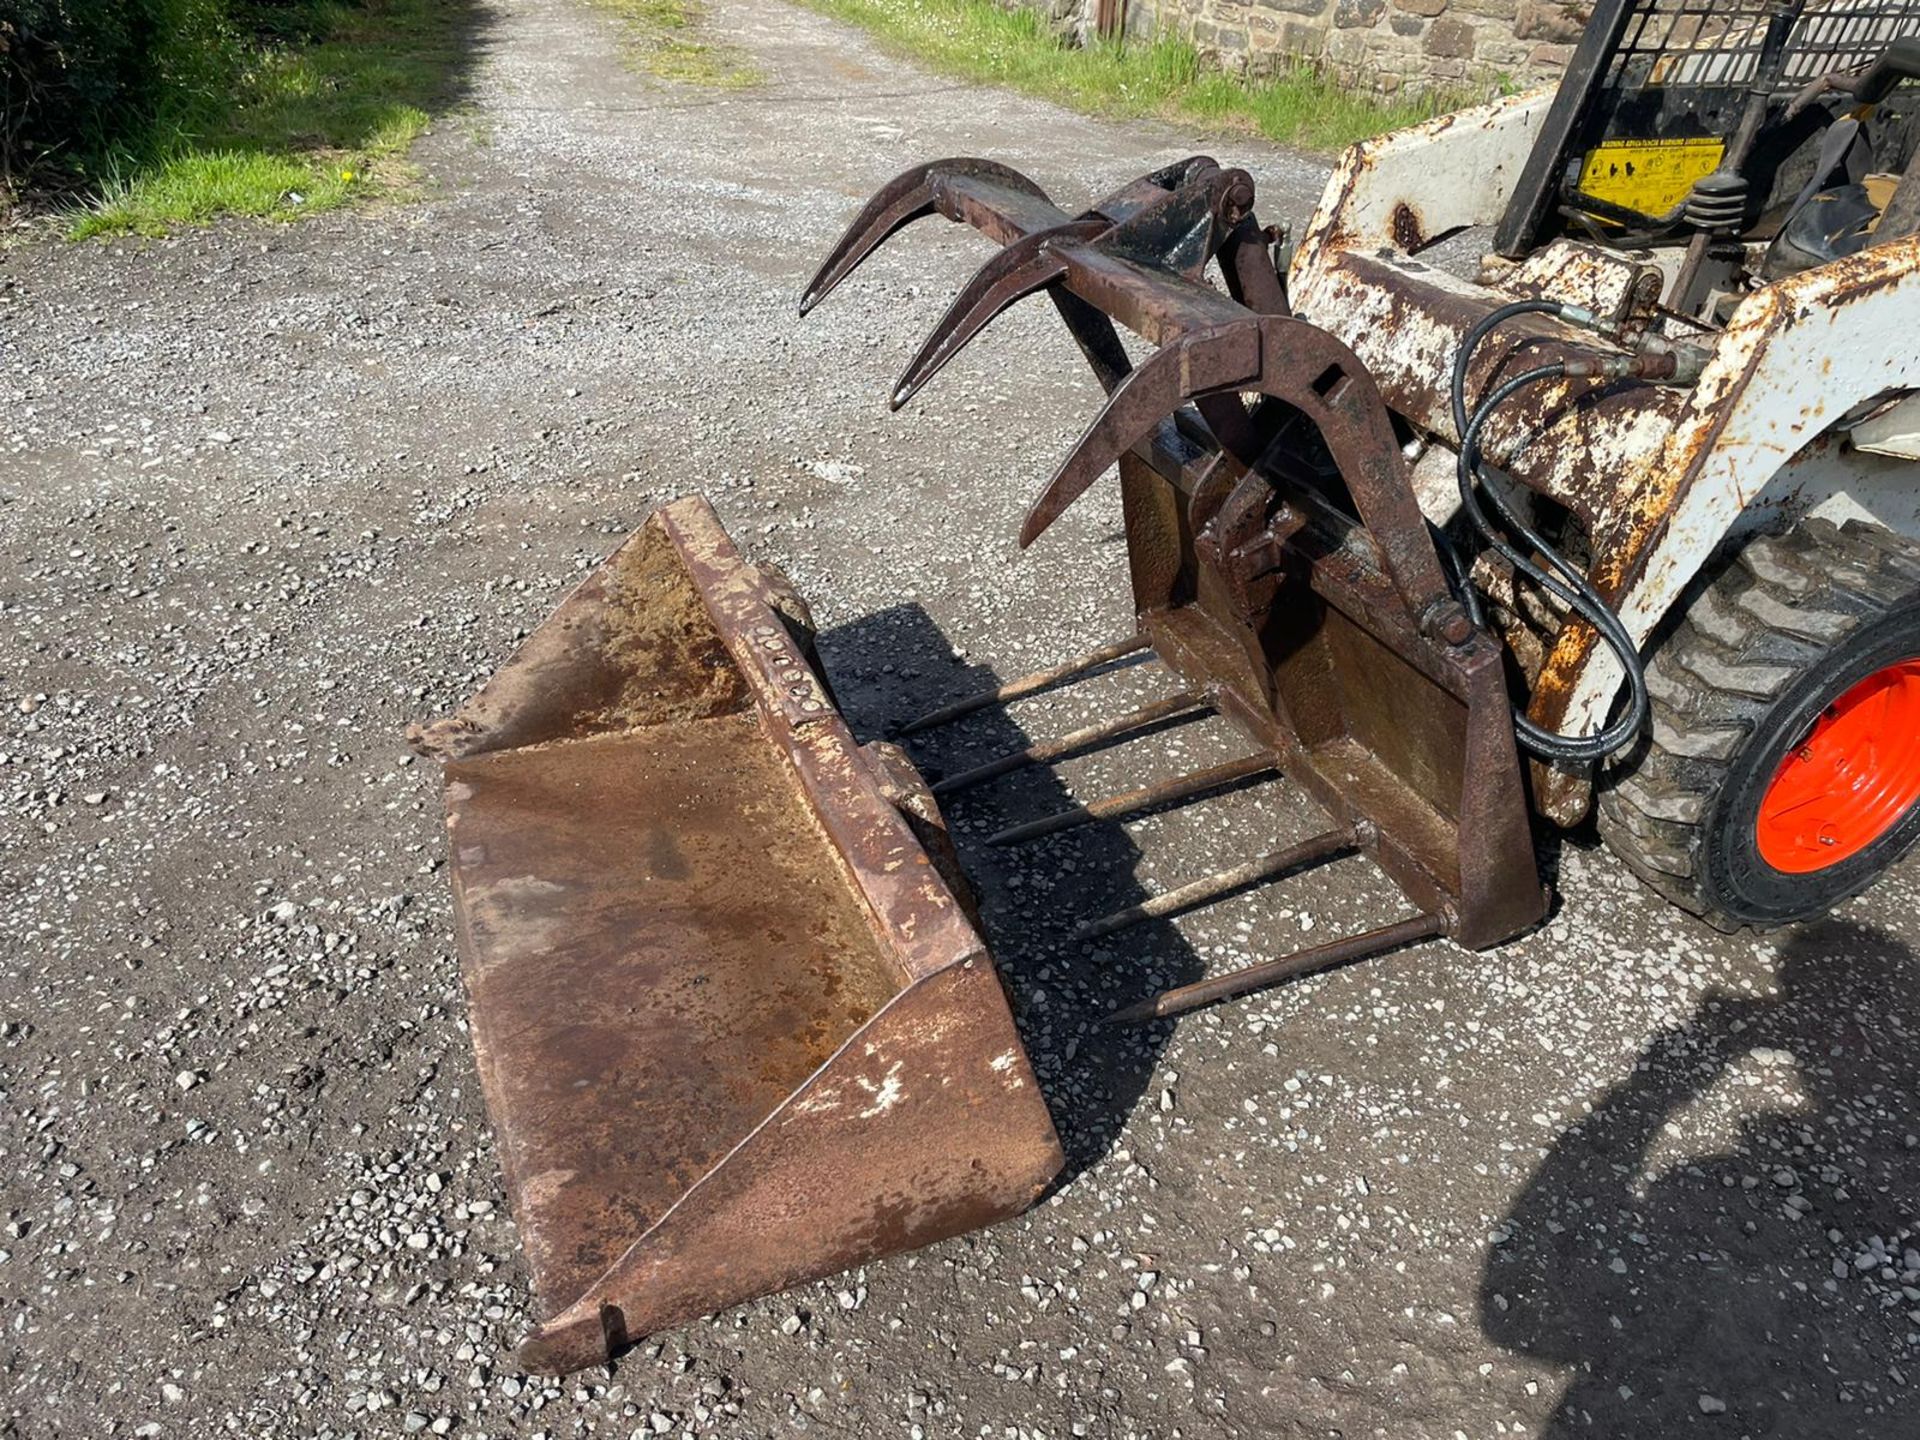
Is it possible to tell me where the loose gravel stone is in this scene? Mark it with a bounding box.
[3,3,1918,1439]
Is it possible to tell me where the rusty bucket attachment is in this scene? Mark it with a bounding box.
[409,497,1062,1374]
[805,157,1551,1015]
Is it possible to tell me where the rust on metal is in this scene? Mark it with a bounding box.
[799,158,1056,315]
[891,217,1109,410]
[1390,200,1427,253]
[1282,82,1920,797]
[808,154,1547,962]
[413,497,1062,1374]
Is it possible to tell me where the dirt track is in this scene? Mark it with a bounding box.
[4,3,1920,1437]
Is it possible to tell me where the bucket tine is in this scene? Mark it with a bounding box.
[799,158,1053,316]
[987,752,1276,846]
[1074,827,1356,940]
[891,219,1105,411]
[1108,913,1445,1024]
[895,635,1151,737]
[930,690,1207,797]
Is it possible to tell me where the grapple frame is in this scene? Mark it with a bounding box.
[805,156,1548,1007]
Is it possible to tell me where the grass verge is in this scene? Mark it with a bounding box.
[72,0,475,240]
[582,0,762,88]
[794,0,1466,154]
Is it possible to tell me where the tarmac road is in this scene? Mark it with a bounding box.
[3,2,1919,1436]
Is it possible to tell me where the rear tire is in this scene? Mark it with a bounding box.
[1598,517,1920,930]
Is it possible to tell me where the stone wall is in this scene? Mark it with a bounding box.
[1045,0,1593,95]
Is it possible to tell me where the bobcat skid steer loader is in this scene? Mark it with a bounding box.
[411,0,1920,1374]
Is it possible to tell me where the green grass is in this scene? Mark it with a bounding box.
[794,0,1462,154]
[583,0,762,88]
[72,0,473,239]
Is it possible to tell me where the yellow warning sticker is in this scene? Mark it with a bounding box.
[1576,137,1725,218]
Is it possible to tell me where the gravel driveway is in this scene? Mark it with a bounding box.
[4,2,1919,1437]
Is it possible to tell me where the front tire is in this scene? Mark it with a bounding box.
[1598,518,1920,930]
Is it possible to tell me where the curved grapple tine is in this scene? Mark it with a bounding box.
[1019,323,1264,549]
[799,158,1053,317]
[891,218,1107,411]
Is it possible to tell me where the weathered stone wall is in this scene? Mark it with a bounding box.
[1045,0,1592,95]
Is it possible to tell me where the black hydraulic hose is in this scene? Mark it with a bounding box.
[1450,299,1565,453]
[1429,518,1487,631]
[1452,303,1601,607]
[1449,300,1653,762]
[1458,366,1651,761]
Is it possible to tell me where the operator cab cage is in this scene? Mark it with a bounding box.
[1498,0,1920,257]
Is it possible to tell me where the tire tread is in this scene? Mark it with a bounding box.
[1598,520,1920,927]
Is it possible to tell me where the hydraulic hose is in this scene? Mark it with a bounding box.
[1448,300,1653,763]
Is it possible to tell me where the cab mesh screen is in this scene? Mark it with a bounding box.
[1608,0,1920,91]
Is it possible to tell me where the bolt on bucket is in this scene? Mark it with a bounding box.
[409,496,1063,1374]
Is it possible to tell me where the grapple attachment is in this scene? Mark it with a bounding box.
[410,498,1061,1374]
[410,154,1555,1371]
[804,157,1550,1009]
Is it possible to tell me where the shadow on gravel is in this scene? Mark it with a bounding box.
[819,603,1204,1180]
[1483,919,1920,1437]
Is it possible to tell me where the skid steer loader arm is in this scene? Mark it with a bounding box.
[409,498,1062,1374]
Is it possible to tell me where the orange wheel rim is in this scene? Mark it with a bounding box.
[1756,657,1920,874]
